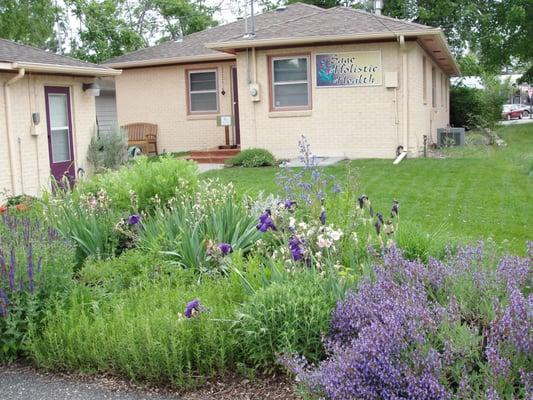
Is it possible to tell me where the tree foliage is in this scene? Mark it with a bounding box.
[382,0,532,73]
[0,0,59,50]
[66,0,218,63]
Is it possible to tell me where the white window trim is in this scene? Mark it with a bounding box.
[187,69,219,114]
[270,55,311,111]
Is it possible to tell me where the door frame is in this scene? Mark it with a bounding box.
[44,86,76,183]
[230,66,241,146]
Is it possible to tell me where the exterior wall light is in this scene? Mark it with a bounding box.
[82,82,100,97]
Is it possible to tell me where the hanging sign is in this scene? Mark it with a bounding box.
[316,51,382,87]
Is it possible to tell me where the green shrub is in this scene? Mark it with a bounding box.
[79,250,177,292]
[86,129,128,172]
[30,276,246,388]
[225,149,276,168]
[78,155,198,212]
[235,273,339,371]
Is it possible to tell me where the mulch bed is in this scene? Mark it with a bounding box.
[0,363,302,400]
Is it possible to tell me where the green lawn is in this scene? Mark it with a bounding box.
[204,124,532,254]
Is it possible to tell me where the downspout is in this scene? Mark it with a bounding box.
[399,35,409,152]
[4,67,26,195]
[251,47,258,147]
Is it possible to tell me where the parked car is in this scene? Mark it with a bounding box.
[516,104,532,117]
[502,104,526,120]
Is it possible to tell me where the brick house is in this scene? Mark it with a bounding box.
[104,3,460,160]
[0,39,120,197]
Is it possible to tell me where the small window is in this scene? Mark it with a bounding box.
[271,56,311,110]
[188,70,218,113]
[422,56,427,103]
[431,66,436,108]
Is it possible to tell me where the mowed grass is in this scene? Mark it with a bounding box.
[204,124,532,254]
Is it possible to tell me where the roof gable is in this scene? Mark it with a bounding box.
[0,38,118,76]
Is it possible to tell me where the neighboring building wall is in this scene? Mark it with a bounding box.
[115,61,235,153]
[236,42,403,159]
[0,72,96,198]
[96,90,118,134]
[407,42,450,154]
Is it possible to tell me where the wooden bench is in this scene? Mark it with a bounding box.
[122,123,158,155]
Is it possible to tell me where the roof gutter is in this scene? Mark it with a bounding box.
[7,62,121,76]
[103,53,236,69]
[3,67,25,194]
[205,30,438,50]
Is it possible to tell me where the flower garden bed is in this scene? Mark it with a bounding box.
[1,136,531,399]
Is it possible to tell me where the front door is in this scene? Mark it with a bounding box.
[231,67,241,145]
[45,86,75,185]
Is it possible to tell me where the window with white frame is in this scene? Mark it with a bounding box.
[188,70,218,113]
[271,56,310,110]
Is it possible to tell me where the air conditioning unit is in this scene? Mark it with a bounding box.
[436,127,465,147]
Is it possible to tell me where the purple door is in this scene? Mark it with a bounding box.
[231,67,241,145]
[44,86,76,185]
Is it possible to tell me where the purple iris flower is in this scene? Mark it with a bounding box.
[358,195,367,209]
[320,209,327,225]
[218,243,232,255]
[391,200,399,218]
[281,200,297,211]
[257,209,276,232]
[289,236,304,261]
[374,220,381,236]
[377,212,384,224]
[128,214,141,225]
[184,299,201,318]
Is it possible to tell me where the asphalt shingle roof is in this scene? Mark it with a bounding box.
[103,3,323,65]
[212,6,433,43]
[0,38,114,71]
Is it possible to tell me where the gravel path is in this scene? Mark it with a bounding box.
[0,365,180,400]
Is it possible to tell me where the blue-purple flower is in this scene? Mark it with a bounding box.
[128,214,141,225]
[320,209,327,225]
[257,209,276,232]
[218,243,233,256]
[391,200,399,218]
[289,236,304,261]
[375,219,381,235]
[377,212,384,224]
[184,299,202,318]
[281,199,297,211]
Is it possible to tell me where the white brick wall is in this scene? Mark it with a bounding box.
[115,62,236,153]
[0,73,96,199]
[113,41,451,160]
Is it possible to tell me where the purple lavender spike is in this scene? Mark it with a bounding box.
[0,249,6,280]
[8,248,16,291]
[27,243,34,294]
[0,288,8,317]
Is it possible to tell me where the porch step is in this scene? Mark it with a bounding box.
[188,148,240,164]
[189,148,240,158]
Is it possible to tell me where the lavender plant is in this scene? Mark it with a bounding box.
[282,243,532,400]
[0,213,74,361]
